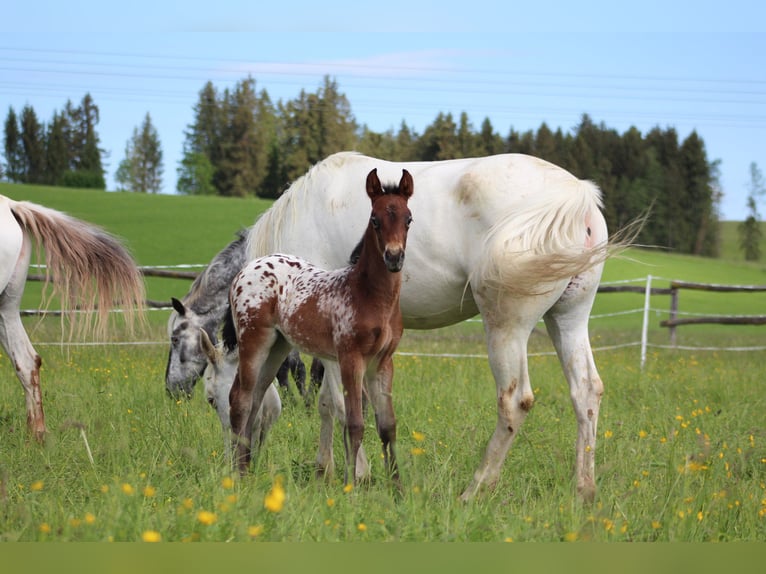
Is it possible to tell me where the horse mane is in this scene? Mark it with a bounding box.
[246,152,362,259]
[184,229,248,313]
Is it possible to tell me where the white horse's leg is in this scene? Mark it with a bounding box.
[0,242,46,440]
[461,287,563,501]
[316,360,370,481]
[543,266,604,502]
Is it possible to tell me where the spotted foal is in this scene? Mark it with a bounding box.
[226,168,414,485]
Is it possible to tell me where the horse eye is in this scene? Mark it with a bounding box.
[370,216,380,229]
[406,215,413,228]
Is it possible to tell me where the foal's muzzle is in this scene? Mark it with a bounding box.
[384,248,405,272]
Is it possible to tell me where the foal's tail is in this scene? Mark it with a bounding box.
[10,199,146,338]
[473,178,632,297]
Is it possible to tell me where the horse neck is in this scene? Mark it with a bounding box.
[349,228,402,304]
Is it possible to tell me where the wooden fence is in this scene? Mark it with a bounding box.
[658,281,766,345]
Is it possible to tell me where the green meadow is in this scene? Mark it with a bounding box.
[0,183,764,542]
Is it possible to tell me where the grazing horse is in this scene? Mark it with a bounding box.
[0,194,145,439]
[164,230,309,402]
[227,168,414,484]
[199,328,281,454]
[247,151,616,502]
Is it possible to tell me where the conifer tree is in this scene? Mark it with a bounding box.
[115,112,163,193]
[3,106,24,182]
[20,105,45,184]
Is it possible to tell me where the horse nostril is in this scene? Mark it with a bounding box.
[385,249,405,272]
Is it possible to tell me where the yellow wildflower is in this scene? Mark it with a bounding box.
[197,510,218,525]
[141,530,162,542]
[343,483,354,494]
[327,498,335,507]
[412,430,426,442]
[410,447,425,456]
[638,430,648,439]
[30,480,44,492]
[651,521,661,530]
[84,513,96,525]
[357,523,367,532]
[99,485,109,494]
[264,477,286,513]
[248,525,264,538]
[603,430,613,439]
[563,532,578,542]
[143,485,156,498]
[39,522,51,534]
[221,476,235,490]
[121,483,135,496]
[182,498,194,510]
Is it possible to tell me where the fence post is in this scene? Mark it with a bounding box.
[640,274,652,370]
[668,286,679,346]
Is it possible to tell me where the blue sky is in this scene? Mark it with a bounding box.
[2,1,765,220]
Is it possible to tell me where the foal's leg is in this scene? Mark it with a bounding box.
[316,360,370,481]
[230,327,288,473]
[544,266,604,502]
[366,355,400,484]
[0,252,46,440]
[339,354,366,486]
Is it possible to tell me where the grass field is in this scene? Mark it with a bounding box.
[0,182,764,542]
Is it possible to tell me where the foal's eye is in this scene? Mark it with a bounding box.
[406,215,413,228]
[370,216,380,229]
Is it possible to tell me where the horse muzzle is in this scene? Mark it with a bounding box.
[384,248,405,272]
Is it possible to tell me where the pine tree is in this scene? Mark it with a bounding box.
[3,106,24,182]
[738,162,765,261]
[64,94,105,188]
[178,82,222,195]
[45,111,71,185]
[115,113,163,193]
[20,105,45,184]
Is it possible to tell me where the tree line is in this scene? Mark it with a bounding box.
[2,93,106,189]
[2,76,728,256]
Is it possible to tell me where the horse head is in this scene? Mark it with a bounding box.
[165,297,212,398]
[365,168,414,273]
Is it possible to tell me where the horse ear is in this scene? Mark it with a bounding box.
[399,169,414,199]
[366,168,383,200]
[199,328,217,364]
[171,297,186,316]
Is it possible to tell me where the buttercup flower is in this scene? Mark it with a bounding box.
[264,477,286,513]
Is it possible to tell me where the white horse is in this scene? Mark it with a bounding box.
[0,194,145,439]
[247,152,617,501]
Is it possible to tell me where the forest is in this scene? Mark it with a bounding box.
[3,76,720,256]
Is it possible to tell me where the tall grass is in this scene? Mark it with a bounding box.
[0,323,763,542]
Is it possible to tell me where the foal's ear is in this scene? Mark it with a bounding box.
[199,328,217,364]
[366,168,383,200]
[399,169,414,199]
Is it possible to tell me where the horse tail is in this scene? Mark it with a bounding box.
[9,199,145,338]
[472,178,615,297]
[221,303,238,353]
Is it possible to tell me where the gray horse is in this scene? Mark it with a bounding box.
[164,230,314,402]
